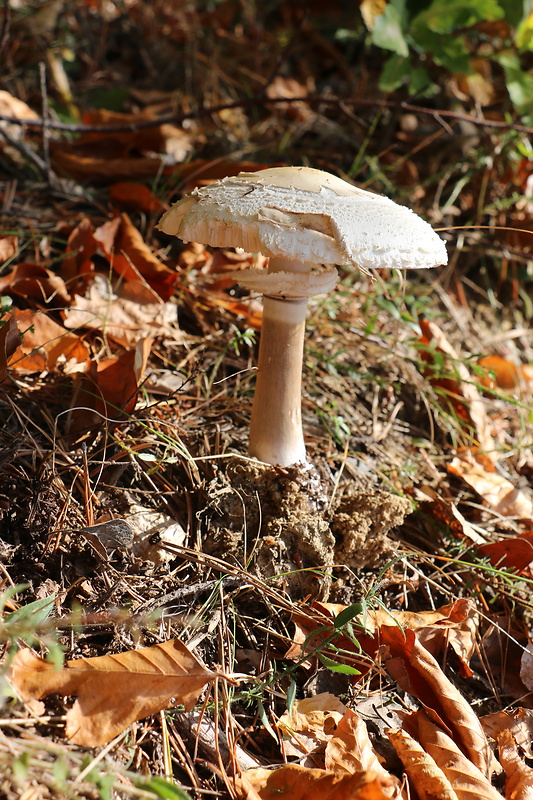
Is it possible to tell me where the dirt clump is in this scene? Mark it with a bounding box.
[200,460,412,600]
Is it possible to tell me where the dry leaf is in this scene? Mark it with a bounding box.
[380,626,493,778]
[239,764,396,800]
[63,275,178,348]
[62,216,99,283]
[67,338,151,436]
[498,729,533,799]
[50,108,195,182]
[449,453,533,519]
[0,262,71,305]
[482,709,533,759]
[8,309,89,373]
[419,496,488,545]
[363,599,477,671]
[288,599,477,678]
[413,599,479,677]
[520,642,533,693]
[286,603,379,675]
[477,532,533,575]
[0,90,39,146]
[325,709,397,794]
[277,693,347,761]
[419,319,495,457]
[478,355,522,391]
[0,235,19,262]
[109,182,166,214]
[0,315,21,381]
[265,77,314,122]
[114,212,177,300]
[388,727,459,800]
[415,711,504,800]
[10,639,216,747]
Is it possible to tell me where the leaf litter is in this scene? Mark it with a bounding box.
[2,3,533,799]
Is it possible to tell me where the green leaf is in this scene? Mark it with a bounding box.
[136,777,192,800]
[12,752,30,783]
[317,654,361,675]
[500,0,529,29]
[257,699,278,741]
[333,603,364,630]
[412,0,504,35]
[379,55,433,95]
[53,757,69,791]
[516,10,533,51]
[4,593,56,630]
[495,51,533,120]
[0,584,28,617]
[286,678,297,715]
[371,1,409,57]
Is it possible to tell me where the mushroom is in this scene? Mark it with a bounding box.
[158,166,447,467]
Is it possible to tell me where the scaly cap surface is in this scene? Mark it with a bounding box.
[158,166,448,271]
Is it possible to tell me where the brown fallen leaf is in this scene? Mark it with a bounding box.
[328,598,478,675]
[239,765,396,800]
[0,262,71,305]
[286,602,379,676]
[63,275,178,348]
[50,108,195,183]
[0,234,19,262]
[0,90,40,151]
[8,309,89,373]
[277,693,347,761]
[481,709,533,759]
[63,213,177,301]
[497,729,533,800]
[0,315,21,381]
[67,338,151,435]
[388,726,459,800]
[477,532,533,575]
[287,599,478,678]
[478,355,523,391]
[265,76,315,122]
[61,216,99,284]
[10,639,216,747]
[114,212,177,300]
[449,453,533,520]
[326,709,399,796]
[415,711,504,800]
[418,318,495,458]
[477,354,533,396]
[109,181,166,214]
[380,626,494,779]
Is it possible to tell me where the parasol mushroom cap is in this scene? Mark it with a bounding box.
[158,166,448,273]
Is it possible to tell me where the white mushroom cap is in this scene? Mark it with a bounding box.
[158,166,448,272]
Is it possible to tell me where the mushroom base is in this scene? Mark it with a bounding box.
[248,296,308,467]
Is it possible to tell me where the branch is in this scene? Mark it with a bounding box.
[0,94,530,136]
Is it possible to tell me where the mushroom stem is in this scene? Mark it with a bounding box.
[248,256,314,466]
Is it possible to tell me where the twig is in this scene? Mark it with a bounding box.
[0,0,10,62]
[0,94,530,136]
[0,114,63,190]
[0,123,50,176]
[38,61,53,184]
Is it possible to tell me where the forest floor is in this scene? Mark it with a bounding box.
[1,2,533,799]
